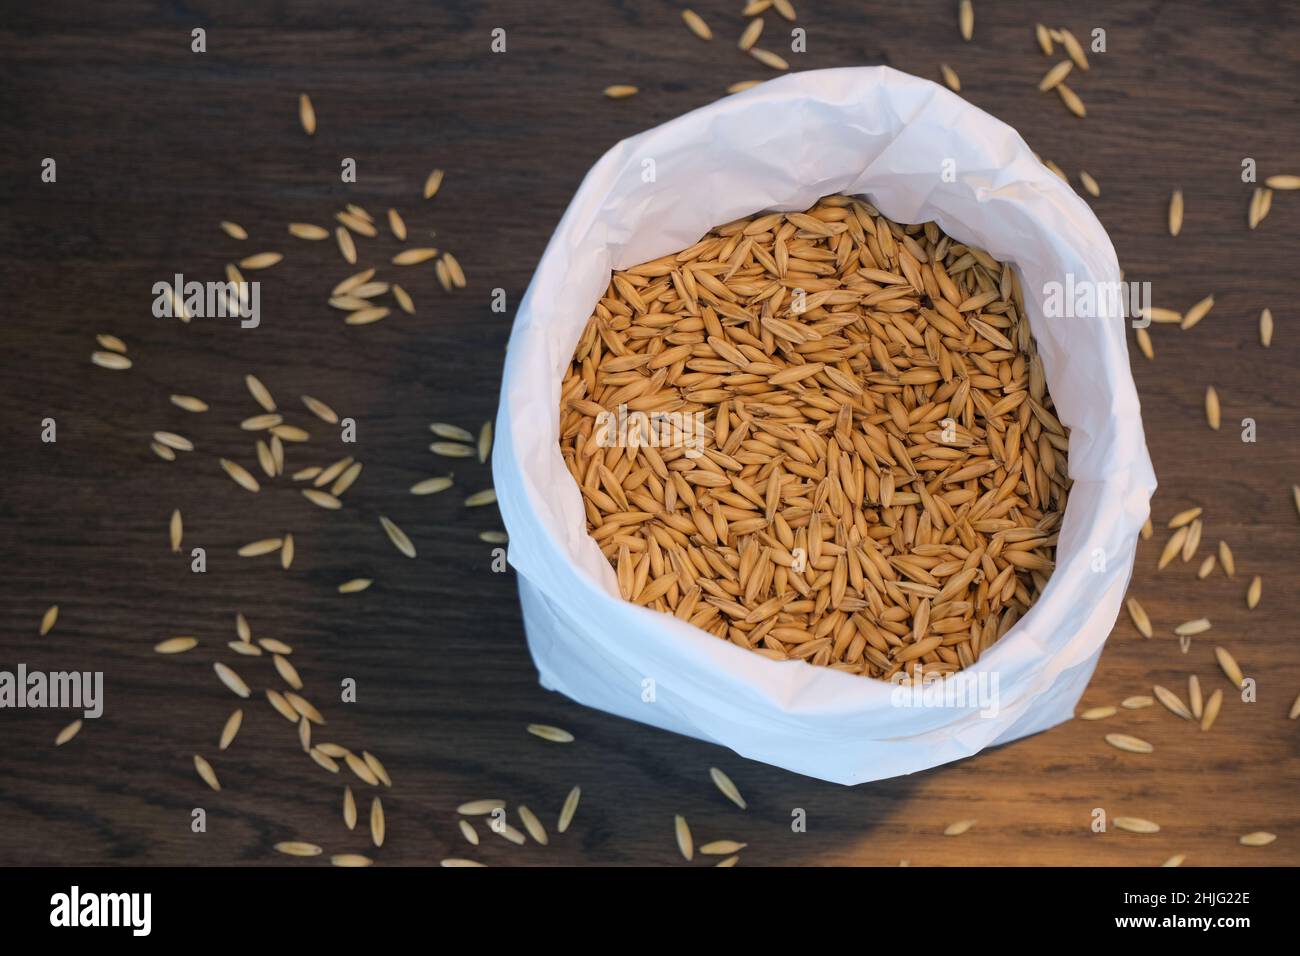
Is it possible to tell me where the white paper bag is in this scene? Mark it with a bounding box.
[493,66,1156,784]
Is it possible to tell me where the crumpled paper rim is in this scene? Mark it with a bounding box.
[496,66,1156,753]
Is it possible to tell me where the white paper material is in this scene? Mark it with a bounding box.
[494,67,1157,784]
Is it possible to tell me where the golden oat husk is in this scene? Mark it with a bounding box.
[1158,527,1189,568]
[1218,540,1236,577]
[298,93,316,135]
[700,840,748,854]
[308,749,338,775]
[393,284,415,314]
[1168,189,1184,236]
[194,754,221,791]
[332,268,375,296]
[431,441,475,458]
[495,822,527,846]
[220,220,248,240]
[154,636,198,654]
[345,306,390,326]
[518,805,549,845]
[301,394,339,424]
[1205,386,1220,430]
[392,247,439,265]
[463,489,497,508]
[289,222,329,240]
[1200,688,1222,731]
[220,458,260,493]
[1181,518,1202,562]
[241,413,283,431]
[302,488,342,509]
[1114,817,1160,834]
[370,797,386,847]
[557,786,582,833]
[1105,733,1153,754]
[674,815,694,860]
[442,252,466,288]
[458,798,506,815]
[274,840,324,858]
[219,709,243,750]
[379,515,416,558]
[274,653,303,690]
[1153,685,1192,720]
[214,662,251,698]
[1037,60,1072,91]
[343,786,357,829]
[424,168,445,199]
[239,252,283,270]
[153,431,193,452]
[682,9,712,40]
[387,208,407,240]
[360,752,390,788]
[431,423,474,441]
[40,604,59,636]
[336,210,377,237]
[286,692,324,726]
[1080,706,1117,720]
[1215,646,1244,688]
[329,461,362,497]
[1059,28,1089,69]
[1035,23,1052,55]
[750,47,789,71]
[336,226,357,264]
[411,476,454,495]
[1181,294,1213,329]
[269,679,299,711]
[527,723,574,743]
[346,752,380,786]
[237,537,283,557]
[709,767,748,809]
[1135,328,1153,359]
[55,719,83,746]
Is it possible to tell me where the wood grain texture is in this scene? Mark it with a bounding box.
[0,0,1297,867]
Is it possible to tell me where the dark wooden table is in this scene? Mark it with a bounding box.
[1,0,1296,867]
